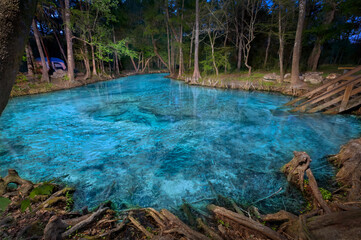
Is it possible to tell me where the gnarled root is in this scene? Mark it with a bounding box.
[0,169,33,196]
[281,151,311,191]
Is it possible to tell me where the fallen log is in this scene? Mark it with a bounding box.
[61,206,108,238]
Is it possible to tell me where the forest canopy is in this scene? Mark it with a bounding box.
[16,0,361,85]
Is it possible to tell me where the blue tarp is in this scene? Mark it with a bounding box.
[35,57,65,63]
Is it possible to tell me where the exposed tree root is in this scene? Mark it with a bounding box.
[281,151,311,190]
[1,136,361,240]
[0,169,33,196]
[208,204,287,240]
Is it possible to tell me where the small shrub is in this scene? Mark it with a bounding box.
[319,188,332,200]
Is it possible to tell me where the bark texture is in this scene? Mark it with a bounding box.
[0,0,38,115]
[64,0,75,82]
[192,0,201,81]
[290,0,306,87]
[32,19,50,82]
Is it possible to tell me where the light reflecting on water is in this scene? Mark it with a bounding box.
[0,74,360,213]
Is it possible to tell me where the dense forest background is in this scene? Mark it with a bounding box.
[22,0,361,86]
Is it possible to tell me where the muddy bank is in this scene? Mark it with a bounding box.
[1,137,361,240]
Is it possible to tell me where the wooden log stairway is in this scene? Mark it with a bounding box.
[285,65,361,114]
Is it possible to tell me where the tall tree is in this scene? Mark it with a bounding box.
[290,0,306,87]
[192,0,201,81]
[178,0,185,78]
[307,0,337,71]
[64,0,75,82]
[32,19,50,82]
[25,43,35,79]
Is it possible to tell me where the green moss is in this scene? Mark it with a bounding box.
[319,188,332,200]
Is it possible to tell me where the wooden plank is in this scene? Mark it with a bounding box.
[339,84,354,112]
[314,85,361,113]
[307,95,344,113]
[340,95,361,113]
[284,65,361,106]
[292,77,361,112]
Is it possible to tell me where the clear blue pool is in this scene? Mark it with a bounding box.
[0,74,360,213]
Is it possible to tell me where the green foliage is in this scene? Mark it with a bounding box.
[16,74,28,83]
[21,198,31,213]
[319,188,332,201]
[65,190,74,211]
[29,183,54,199]
[21,182,55,213]
[0,197,11,211]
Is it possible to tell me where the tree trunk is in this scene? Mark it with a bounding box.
[40,34,52,73]
[82,38,90,80]
[53,31,67,65]
[307,4,336,71]
[178,0,184,78]
[208,31,219,76]
[264,31,271,69]
[25,43,35,79]
[290,0,306,88]
[192,0,201,81]
[307,41,322,71]
[188,25,194,70]
[152,36,169,70]
[237,3,245,71]
[89,33,97,76]
[278,3,284,83]
[166,20,172,74]
[32,19,49,83]
[64,0,75,82]
[171,37,175,74]
[113,28,120,75]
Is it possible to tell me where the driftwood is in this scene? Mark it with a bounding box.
[0,169,33,196]
[208,204,287,240]
[281,151,311,190]
[61,206,109,238]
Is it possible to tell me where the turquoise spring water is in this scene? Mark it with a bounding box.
[0,74,360,213]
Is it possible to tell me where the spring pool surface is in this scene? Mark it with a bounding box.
[0,74,360,213]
